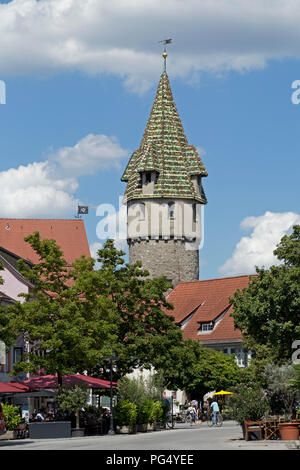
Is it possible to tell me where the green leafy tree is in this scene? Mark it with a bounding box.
[0,232,118,384]
[231,225,300,362]
[290,364,300,391]
[0,235,183,385]
[86,239,183,380]
[57,385,89,429]
[158,339,241,402]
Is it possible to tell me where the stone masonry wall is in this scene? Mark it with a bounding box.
[129,239,199,288]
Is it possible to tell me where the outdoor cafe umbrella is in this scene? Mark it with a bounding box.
[21,374,117,390]
[212,390,233,410]
[0,381,31,394]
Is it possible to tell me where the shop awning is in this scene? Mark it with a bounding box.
[0,381,32,394]
[21,374,117,390]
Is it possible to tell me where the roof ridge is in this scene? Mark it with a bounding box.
[0,218,84,222]
[175,274,257,286]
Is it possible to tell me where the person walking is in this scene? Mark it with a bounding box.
[210,399,219,425]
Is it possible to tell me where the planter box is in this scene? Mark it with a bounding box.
[0,430,17,440]
[71,428,85,437]
[116,425,137,434]
[279,422,300,441]
[137,423,148,433]
[28,421,71,439]
[154,422,166,431]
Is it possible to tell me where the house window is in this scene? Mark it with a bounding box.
[168,202,175,219]
[13,347,23,364]
[201,322,214,332]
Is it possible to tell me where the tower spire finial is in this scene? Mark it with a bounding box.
[158,38,172,74]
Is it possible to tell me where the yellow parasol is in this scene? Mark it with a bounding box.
[212,390,233,395]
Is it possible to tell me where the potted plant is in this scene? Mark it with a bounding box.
[228,384,270,440]
[264,363,299,440]
[150,401,164,431]
[137,399,153,432]
[114,400,137,434]
[0,403,21,440]
[57,385,89,437]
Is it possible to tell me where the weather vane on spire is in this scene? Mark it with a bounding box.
[158,38,172,73]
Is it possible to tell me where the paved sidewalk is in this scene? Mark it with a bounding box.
[0,421,298,451]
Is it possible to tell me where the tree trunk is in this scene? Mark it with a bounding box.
[76,410,80,429]
[57,371,63,387]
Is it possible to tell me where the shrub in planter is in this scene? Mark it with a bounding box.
[114,400,137,429]
[137,399,154,425]
[228,384,270,439]
[2,403,21,431]
[149,401,163,425]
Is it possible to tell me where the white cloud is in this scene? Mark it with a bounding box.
[2,1,300,92]
[0,133,128,218]
[50,134,128,177]
[218,211,300,276]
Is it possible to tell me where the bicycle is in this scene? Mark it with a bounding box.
[185,412,196,425]
[166,413,176,429]
[206,412,223,427]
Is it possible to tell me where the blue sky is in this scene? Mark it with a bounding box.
[0,0,299,280]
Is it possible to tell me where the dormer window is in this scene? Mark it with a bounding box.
[200,321,214,332]
[145,172,151,184]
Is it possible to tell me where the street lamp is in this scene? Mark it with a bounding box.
[107,354,118,435]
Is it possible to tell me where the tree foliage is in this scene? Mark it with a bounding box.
[57,385,89,429]
[0,234,182,383]
[230,225,300,362]
[157,339,241,399]
[86,239,182,380]
[0,232,117,384]
[1,403,21,431]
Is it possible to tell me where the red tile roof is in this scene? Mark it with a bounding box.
[166,275,256,344]
[0,219,90,265]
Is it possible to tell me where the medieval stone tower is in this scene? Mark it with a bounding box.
[121,52,208,287]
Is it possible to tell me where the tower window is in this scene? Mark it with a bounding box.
[193,203,197,223]
[168,202,175,219]
[145,172,151,184]
[137,175,142,188]
[139,203,145,221]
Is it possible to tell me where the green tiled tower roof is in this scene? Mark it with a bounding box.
[121,59,208,203]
